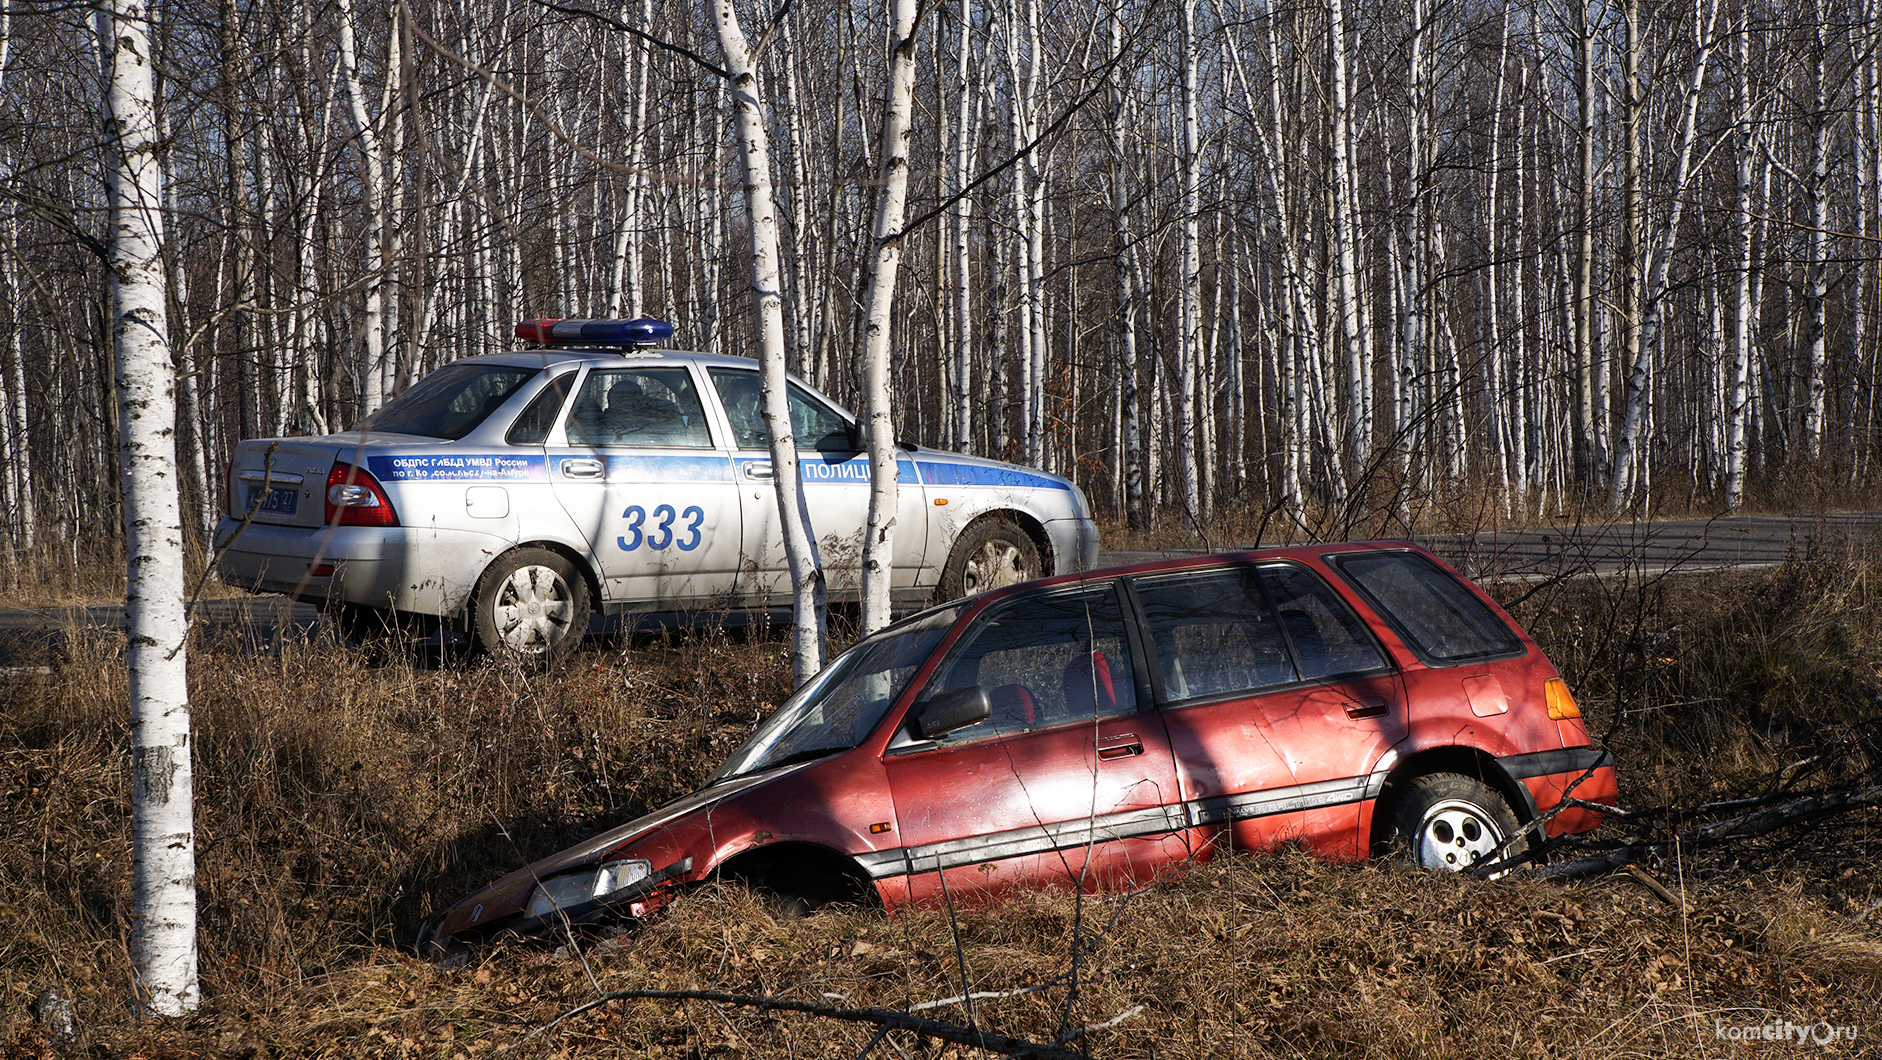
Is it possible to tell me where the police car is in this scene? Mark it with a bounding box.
[214,318,1100,665]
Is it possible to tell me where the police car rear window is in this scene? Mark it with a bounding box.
[356,364,539,440]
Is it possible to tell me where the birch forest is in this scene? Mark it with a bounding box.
[6,0,1882,562]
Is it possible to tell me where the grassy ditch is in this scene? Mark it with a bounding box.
[3,554,1881,1057]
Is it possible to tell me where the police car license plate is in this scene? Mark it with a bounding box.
[246,484,299,517]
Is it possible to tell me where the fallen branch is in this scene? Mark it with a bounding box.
[509,987,1100,1059]
[1538,781,1882,881]
[1622,864,1687,911]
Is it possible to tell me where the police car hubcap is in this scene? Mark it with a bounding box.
[495,565,571,652]
[964,542,1029,594]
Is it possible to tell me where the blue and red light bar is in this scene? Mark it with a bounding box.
[515,317,675,347]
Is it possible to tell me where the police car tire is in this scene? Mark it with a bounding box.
[936,517,1041,601]
[471,547,591,667]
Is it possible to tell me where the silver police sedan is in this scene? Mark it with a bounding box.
[214,319,1100,665]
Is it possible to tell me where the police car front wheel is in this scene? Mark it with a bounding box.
[938,517,1041,600]
[472,547,591,667]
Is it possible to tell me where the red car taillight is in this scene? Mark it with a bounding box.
[325,460,399,527]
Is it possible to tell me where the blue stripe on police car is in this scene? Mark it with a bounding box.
[370,454,548,482]
[913,460,1068,491]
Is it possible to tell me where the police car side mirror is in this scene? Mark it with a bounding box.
[914,686,992,739]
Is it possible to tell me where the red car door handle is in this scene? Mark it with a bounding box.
[1097,740,1144,760]
[1344,697,1389,719]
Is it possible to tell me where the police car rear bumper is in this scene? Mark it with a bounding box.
[213,518,508,617]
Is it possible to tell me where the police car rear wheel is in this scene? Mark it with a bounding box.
[938,517,1040,600]
[472,548,590,667]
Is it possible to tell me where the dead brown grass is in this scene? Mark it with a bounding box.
[3,553,1882,1058]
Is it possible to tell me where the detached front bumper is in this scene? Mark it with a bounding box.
[213,517,509,617]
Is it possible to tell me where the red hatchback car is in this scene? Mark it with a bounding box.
[422,542,1615,954]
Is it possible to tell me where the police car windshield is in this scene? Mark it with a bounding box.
[710,606,963,782]
[354,364,540,440]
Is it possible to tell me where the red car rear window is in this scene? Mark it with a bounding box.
[1332,551,1524,664]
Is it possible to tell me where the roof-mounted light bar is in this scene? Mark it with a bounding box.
[515,317,675,348]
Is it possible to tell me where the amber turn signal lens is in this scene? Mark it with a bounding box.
[1545,678,1582,720]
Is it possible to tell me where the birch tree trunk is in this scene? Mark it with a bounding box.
[1326,0,1368,484]
[1572,4,1605,492]
[1726,6,1757,508]
[859,0,920,635]
[714,0,825,682]
[950,1,975,455]
[1176,0,1205,527]
[2,224,35,552]
[336,0,395,413]
[97,0,198,1016]
[1109,10,1146,530]
[1803,11,1833,461]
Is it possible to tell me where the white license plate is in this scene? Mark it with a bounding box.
[246,484,299,517]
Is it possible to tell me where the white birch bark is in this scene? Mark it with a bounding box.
[1175,0,1204,527]
[336,0,393,413]
[951,0,975,454]
[1479,6,1511,516]
[859,0,920,636]
[1326,0,1368,482]
[1572,5,1605,488]
[714,0,825,681]
[1726,8,1756,510]
[96,0,197,1016]
[1803,12,1833,461]
[1110,9,1145,529]
[2,225,35,550]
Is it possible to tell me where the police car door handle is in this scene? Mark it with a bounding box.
[744,462,774,480]
[563,459,604,479]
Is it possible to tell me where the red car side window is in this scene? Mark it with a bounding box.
[1256,564,1388,680]
[1134,563,1386,702]
[915,584,1137,741]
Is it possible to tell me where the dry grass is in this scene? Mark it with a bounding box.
[4,553,1882,1057]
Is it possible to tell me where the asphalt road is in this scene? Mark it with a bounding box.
[1102,511,1882,584]
[4,511,1879,665]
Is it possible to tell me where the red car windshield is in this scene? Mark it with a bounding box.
[710,606,962,782]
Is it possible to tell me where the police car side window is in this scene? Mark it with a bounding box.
[505,372,574,445]
[709,369,855,452]
[707,369,769,449]
[789,385,853,451]
[567,368,711,447]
